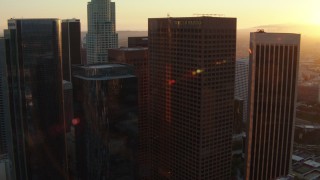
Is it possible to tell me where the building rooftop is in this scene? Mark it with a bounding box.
[304,160,320,168]
[304,170,320,179]
[72,63,135,80]
[110,47,148,51]
[292,155,304,162]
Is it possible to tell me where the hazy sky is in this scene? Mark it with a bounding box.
[0,0,319,32]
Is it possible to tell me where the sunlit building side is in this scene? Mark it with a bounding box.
[245,31,300,180]
[86,0,118,64]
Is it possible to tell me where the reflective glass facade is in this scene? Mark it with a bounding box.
[72,64,139,179]
[108,48,151,179]
[149,17,236,179]
[61,19,82,81]
[5,19,67,180]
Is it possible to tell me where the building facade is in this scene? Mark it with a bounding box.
[245,32,300,180]
[4,19,67,180]
[72,64,139,179]
[108,47,150,179]
[235,58,249,126]
[149,17,236,179]
[61,19,82,81]
[87,0,118,64]
[0,38,10,158]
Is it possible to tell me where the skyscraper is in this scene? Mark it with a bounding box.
[149,17,236,179]
[61,19,82,81]
[245,31,300,180]
[87,0,118,64]
[5,19,67,180]
[108,47,151,178]
[0,38,10,158]
[72,64,139,179]
[235,58,249,125]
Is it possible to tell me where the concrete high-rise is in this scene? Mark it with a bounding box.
[149,17,236,179]
[108,47,150,179]
[235,58,249,126]
[5,19,67,180]
[245,31,300,180]
[72,64,139,179]
[87,0,118,64]
[61,19,82,81]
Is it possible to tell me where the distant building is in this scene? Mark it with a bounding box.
[4,19,67,179]
[128,37,148,48]
[149,17,236,179]
[87,0,118,64]
[297,83,320,104]
[72,64,138,179]
[235,58,249,125]
[234,98,244,135]
[108,47,150,178]
[0,157,11,180]
[245,32,300,180]
[62,19,82,81]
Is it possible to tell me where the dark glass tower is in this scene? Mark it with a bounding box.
[149,17,236,179]
[61,19,82,81]
[0,38,10,158]
[5,19,67,180]
[108,47,150,179]
[245,32,300,180]
[72,64,139,179]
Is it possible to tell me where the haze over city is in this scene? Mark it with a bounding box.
[1,0,320,31]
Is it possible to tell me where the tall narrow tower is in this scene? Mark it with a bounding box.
[149,17,236,179]
[86,0,118,64]
[5,19,67,180]
[61,19,82,81]
[245,31,300,180]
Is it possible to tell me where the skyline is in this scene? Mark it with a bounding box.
[1,0,320,32]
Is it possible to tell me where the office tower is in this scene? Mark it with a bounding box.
[128,37,148,48]
[0,38,10,157]
[72,64,138,179]
[108,47,150,178]
[149,17,236,179]
[61,19,82,81]
[245,31,300,180]
[235,58,249,125]
[87,0,118,64]
[5,19,67,179]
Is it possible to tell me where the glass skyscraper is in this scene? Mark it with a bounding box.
[72,64,139,179]
[61,19,82,81]
[4,19,67,180]
[86,0,118,64]
[149,17,236,179]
